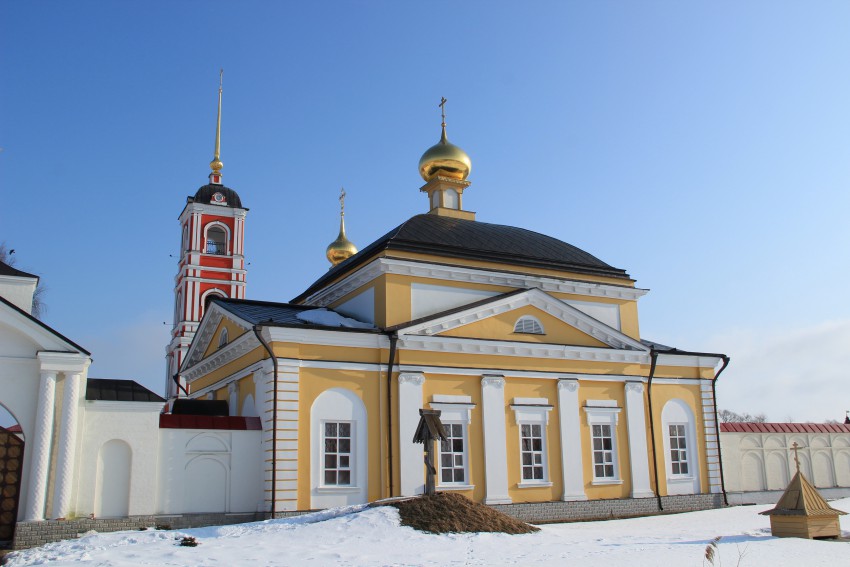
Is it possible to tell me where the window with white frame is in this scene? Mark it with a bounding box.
[430,395,475,488]
[668,424,689,476]
[583,402,622,484]
[513,315,544,335]
[661,399,700,495]
[511,398,553,486]
[205,225,228,255]
[322,421,353,486]
[218,328,229,349]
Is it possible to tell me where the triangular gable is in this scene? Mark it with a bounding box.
[0,294,89,355]
[182,302,253,370]
[395,288,647,351]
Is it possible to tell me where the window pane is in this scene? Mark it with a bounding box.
[521,424,531,436]
[325,455,336,469]
[339,439,351,453]
[532,425,541,436]
[441,439,450,452]
[534,454,542,465]
[595,464,604,477]
[593,438,602,450]
[442,469,452,483]
[340,456,349,468]
[532,439,542,451]
[521,438,532,451]
[441,454,452,468]
[454,454,463,467]
[522,453,532,465]
[680,463,688,475]
[339,423,351,437]
[453,469,465,483]
[325,471,336,485]
[452,439,463,452]
[523,467,532,480]
[338,471,351,485]
[325,423,337,436]
[533,467,543,480]
[325,439,337,453]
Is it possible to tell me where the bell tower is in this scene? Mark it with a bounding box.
[166,71,248,399]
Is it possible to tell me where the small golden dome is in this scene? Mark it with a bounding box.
[418,127,472,181]
[210,158,223,173]
[326,218,357,266]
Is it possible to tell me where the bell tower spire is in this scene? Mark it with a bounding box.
[209,69,224,185]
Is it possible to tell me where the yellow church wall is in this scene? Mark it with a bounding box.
[578,382,632,499]
[546,292,641,341]
[649,382,709,495]
[214,386,228,401]
[421,374,484,502]
[503,379,563,503]
[296,367,384,509]
[383,274,412,327]
[201,317,249,359]
[439,305,610,348]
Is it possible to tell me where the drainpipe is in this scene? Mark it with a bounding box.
[385,333,399,497]
[253,324,279,517]
[646,349,663,511]
[711,355,731,506]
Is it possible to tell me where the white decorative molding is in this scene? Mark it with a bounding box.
[623,381,654,499]
[558,379,579,392]
[480,375,511,504]
[398,373,425,386]
[510,401,553,425]
[399,288,647,352]
[557,378,586,500]
[302,257,649,307]
[625,382,644,394]
[184,328,259,381]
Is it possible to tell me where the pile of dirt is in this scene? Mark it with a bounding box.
[384,492,539,535]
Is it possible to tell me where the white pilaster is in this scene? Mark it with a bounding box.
[701,381,722,494]
[624,381,654,498]
[52,371,83,518]
[481,375,511,504]
[25,368,57,521]
[228,381,239,416]
[398,373,425,496]
[557,379,587,501]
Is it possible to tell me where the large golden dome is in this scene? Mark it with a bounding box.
[326,225,357,266]
[418,127,472,182]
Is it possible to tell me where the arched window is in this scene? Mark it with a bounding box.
[218,328,229,349]
[200,289,226,319]
[205,224,229,255]
[181,225,189,254]
[514,315,544,335]
[661,399,700,495]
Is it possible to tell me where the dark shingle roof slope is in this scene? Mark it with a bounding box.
[190,184,243,209]
[0,260,38,280]
[295,214,630,302]
[86,378,165,402]
[214,298,321,325]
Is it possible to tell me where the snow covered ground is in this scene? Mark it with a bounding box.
[5,499,849,566]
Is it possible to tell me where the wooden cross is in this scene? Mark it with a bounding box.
[791,442,802,474]
[339,187,346,215]
[439,97,447,126]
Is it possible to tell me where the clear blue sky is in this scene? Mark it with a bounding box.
[2,2,848,421]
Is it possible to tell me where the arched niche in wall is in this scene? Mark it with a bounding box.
[660,398,700,495]
[184,456,228,514]
[241,394,256,417]
[95,439,131,518]
[812,451,835,488]
[766,451,789,490]
[741,452,765,492]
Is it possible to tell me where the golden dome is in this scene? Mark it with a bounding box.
[418,126,472,181]
[326,217,357,266]
[210,158,223,173]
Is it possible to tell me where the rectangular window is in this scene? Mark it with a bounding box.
[322,421,352,486]
[439,423,466,484]
[668,424,689,475]
[591,424,615,479]
[520,424,545,481]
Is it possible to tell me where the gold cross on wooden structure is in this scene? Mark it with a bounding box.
[791,441,803,474]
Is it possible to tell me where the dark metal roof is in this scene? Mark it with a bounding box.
[0,260,38,280]
[721,422,850,434]
[213,297,319,325]
[190,184,243,209]
[85,378,165,402]
[160,414,262,430]
[294,214,630,303]
[171,398,229,416]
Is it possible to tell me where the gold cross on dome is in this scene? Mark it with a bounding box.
[439,97,447,126]
[339,187,346,215]
[791,442,802,473]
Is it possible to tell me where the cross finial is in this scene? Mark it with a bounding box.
[791,442,802,474]
[439,97,447,127]
[339,187,346,216]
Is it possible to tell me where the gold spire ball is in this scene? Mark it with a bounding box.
[326,188,358,267]
[418,97,472,181]
[210,69,224,176]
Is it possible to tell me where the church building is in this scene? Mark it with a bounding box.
[177,97,730,514]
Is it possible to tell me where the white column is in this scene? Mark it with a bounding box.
[25,369,57,521]
[258,358,300,513]
[701,380,722,493]
[557,379,587,501]
[52,371,83,518]
[481,375,511,504]
[398,373,425,496]
[624,381,654,498]
[228,381,239,416]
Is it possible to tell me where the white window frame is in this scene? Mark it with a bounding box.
[513,315,545,335]
[430,395,475,491]
[667,423,690,476]
[510,398,553,488]
[218,328,229,349]
[583,401,623,485]
[661,399,700,495]
[320,420,354,488]
[204,222,230,256]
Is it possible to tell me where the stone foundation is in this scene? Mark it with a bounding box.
[9,493,725,551]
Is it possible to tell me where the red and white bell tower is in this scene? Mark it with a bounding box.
[166,72,248,399]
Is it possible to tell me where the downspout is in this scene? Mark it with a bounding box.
[646,349,662,511]
[385,333,399,497]
[712,355,731,506]
[253,324,279,517]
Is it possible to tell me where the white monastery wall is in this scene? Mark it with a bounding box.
[156,428,263,514]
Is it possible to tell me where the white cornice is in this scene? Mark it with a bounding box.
[37,351,90,372]
[266,326,388,349]
[301,257,648,307]
[399,288,648,352]
[183,329,259,382]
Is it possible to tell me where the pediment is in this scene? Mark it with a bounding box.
[183,304,253,370]
[397,288,647,351]
[0,296,87,356]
